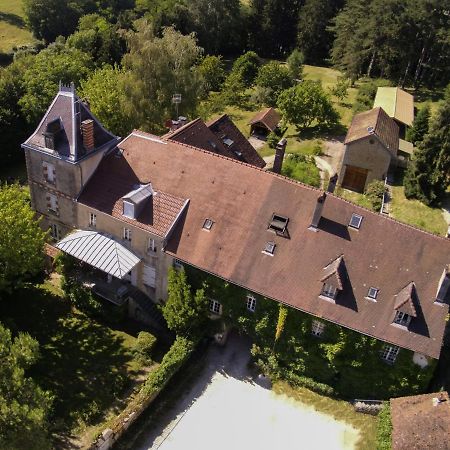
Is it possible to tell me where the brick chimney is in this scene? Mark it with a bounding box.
[308,193,327,232]
[273,138,287,174]
[81,119,95,151]
[327,173,338,193]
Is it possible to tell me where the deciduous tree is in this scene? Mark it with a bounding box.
[255,61,293,106]
[0,185,46,294]
[0,323,52,449]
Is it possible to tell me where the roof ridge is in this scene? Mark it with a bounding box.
[206,113,228,127]
[165,118,203,138]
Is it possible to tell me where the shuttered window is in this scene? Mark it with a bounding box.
[43,161,56,184]
[46,193,59,214]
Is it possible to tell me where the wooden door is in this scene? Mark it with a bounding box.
[342,165,368,193]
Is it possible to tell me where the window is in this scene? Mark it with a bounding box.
[393,311,411,327]
[123,201,135,219]
[263,241,276,255]
[203,218,214,230]
[223,138,234,147]
[173,259,184,270]
[380,345,400,364]
[43,161,56,184]
[89,212,96,227]
[50,223,60,241]
[209,299,221,315]
[246,295,256,312]
[47,193,58,213]
[123,228,132,241]
[349,213,363,229]
[268,214,289,235]
[311,320,326,337]
[367,287,379,300]
[147,238,156,253]
[321,283,337,300]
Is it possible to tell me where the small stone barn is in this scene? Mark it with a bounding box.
[249,107,281,136]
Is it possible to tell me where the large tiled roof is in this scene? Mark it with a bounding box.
[78,134,187,237]
[391,391,450,449]
[24,86,118,160]
[102,131,449,358]
[373,87,414,126]
[249,107,281,132]
[345,107,399,155]
[206,114,266,168]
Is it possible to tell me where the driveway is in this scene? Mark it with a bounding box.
[129,332,360,450]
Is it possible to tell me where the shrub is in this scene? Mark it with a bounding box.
[376,403,392,450]
[312,142,323,156]
[286,372,335,397]
[365,180,386,212]
[267,131,279,148]
[134,331,157,363]
[144,336,195,394]
[281,154,321,187]
[68,283,103,316]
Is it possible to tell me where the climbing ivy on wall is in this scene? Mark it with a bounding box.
[185,265,435,400]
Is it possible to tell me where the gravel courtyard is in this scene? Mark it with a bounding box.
[132,332,360,450]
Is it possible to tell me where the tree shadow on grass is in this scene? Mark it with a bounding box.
[0,285,132,435]
[0,12,26,28]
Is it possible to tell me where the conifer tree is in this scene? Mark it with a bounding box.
[406,104,430,147]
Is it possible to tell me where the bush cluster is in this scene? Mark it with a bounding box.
[134,331,157,364]
[365,179,386,212]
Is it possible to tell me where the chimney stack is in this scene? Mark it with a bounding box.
[81,119,95,151]
[273,138,287,174]
[327,173,338,193]
[308,193,327,232]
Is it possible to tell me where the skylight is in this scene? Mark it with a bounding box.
[263,241,276,255]
[223,138,234,147]
[203,218,214,230]
[367,287,379,300]
[268,214,289,235]
[349,213,363,229]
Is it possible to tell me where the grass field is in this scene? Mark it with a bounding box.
[0,0,35,52]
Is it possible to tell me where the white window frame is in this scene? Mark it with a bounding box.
[380,344,400,364]
[263,241,276,255]
[367,287,379,300]
[147,237,156,253]
[43,161,56,184]
[393,311,411,327]
[209,299,221,315]
[349,213,363,229]
[246,294,256,312]
[50,223,61,241]
[321,283,337,299]
[89,212,96,227]
[123,227,132,241]
[203,218,214,230]
[311,319,326,337]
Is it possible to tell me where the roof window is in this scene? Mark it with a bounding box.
[367,287,379,300]
[223,138,234,147]
[349,213,363,229]
[203,218,214,230]
[268,214,289,236]
[263,241,276,255]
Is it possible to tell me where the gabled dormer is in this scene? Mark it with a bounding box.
[392,282,418,328]
[320,255,346,301]
[122,184,154,220]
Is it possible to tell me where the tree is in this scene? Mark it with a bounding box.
[286,49,304,80]
[79,65,135,137]
[277,80,339,131]
[255,62,293,106]
[162,268,208,336]
[404,98,450,206]
[330,77,351,102]
[0,185,46,294]
[406,104,430,146]
[66,14,125,66]
[0,323,52,449]
[297,0,344,64]
[230,51,261,88]
[197,55,226,94]
[18,44,93,124]
[122,21,202,133]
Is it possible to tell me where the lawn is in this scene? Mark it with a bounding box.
[0,0,35,53]
[335,187,374,210]
[274,382,378,450]
[0,276,161,444]
[390,185,448,236]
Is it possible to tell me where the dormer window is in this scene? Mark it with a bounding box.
[367,287,379,300]
[122,184,153,219]
[393,311,411,327]
[268,214,289,236]
[203,218,214,230]
[321,283,337,300]
[263,241,276,255]
[349,213,363,229]
[123,201,135,219]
